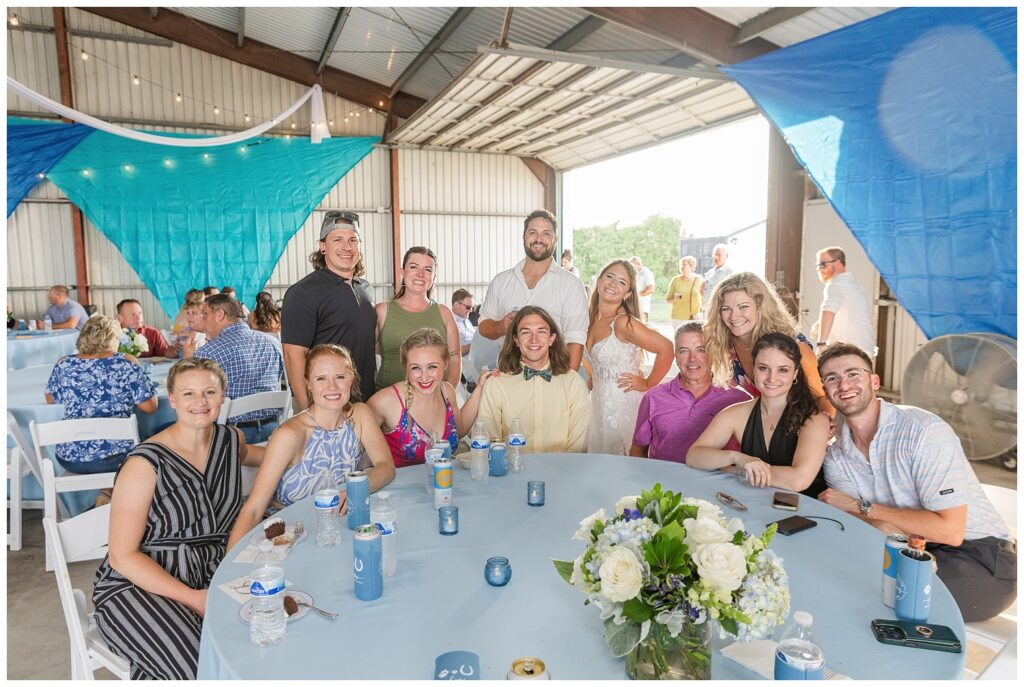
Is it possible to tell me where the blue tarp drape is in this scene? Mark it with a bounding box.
[724,7,1016,339]
[42,128,377,317]
[6,117,95,217]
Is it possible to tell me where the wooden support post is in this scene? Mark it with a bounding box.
[520,157,557,216]
[389,147,402,293]
[765,126,805,308]
[52,7,90,304]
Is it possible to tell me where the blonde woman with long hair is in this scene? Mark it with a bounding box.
[703,272,832,415]
[586,259,673,454]
[665,255,703,328]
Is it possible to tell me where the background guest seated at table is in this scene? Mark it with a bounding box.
[630,321,750,462]
[478,306,590,453]
[687,332,829,497]
[116,298,169,358]
[368,328,497,467]
[703,271,833,416]
[93,358,262,680]
[37,284,90,331]
[44,316,158,501]
[248,290,281,335]
[228,344,395,548]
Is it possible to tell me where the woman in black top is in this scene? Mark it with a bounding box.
[686,332,829,497]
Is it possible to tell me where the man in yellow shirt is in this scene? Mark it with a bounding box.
[478,306,590,453]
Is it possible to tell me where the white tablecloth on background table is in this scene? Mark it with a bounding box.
[197,455,966,680]
[6,330,79,370]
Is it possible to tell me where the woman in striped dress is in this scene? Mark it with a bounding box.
[93,358,264,680]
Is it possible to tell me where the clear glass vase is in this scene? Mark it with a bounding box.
[625,617,712,680]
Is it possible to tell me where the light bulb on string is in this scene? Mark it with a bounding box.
[132,75,140,85]
[80,50,89,61]
[163,159,172,167]
[378,100,383,107]
[328,119,334,126]
[82,169,91,177]
[202,153,210,160]
[290,121,296,129]
[240,146,247,153]
[244,114,250,122]
[214,106,220,114]
[123,164,133,172]
[10,14,20,27]
[36,172,44,180]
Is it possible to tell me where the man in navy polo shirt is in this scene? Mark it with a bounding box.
[281,211,377,407]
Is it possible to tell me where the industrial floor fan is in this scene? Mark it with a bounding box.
[901,333,1017,470]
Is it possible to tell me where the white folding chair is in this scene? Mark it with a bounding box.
[977,634,1017,680]
[31,416,140,570]
[7,412,57,550]
[217,390,291,439]
[965,484,1018,653]
[41,493,130,680]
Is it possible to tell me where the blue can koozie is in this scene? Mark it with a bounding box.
[488,442,508,477]
[353,524,383,601]
[346,471,370,530]
[895,548,933,623]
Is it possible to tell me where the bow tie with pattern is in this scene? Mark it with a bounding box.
[523,367,552,382]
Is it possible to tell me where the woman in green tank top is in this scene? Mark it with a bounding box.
[374,246,462,391]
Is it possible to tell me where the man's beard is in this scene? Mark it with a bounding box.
[525,243,555,262]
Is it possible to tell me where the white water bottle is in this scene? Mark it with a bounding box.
[313,469,341,547]
[371,491,398,577]
[43,316,52,333]
[774,611,825,680]
[507,417,526,474]
[469,419,490,481]
[249,561,286,647]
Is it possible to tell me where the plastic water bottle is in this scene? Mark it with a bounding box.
[774,611,825,680]
[507,417,526,474]
[43,316,52,333]
[314,469,341,547]
[249,561,287,647]
[371,491,398,577]
[470,419,490,481]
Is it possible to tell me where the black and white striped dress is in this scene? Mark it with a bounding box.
[93,424,243,680]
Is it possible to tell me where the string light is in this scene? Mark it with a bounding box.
[328,119,334,126]
[378,100,383,107]
[9,14,20,27]
[123,164,133,172]
[175,92,182,102]
[214,105,221,114]
[239,145,247,152]
[82,169,91,176]
[36,172,44,180]
[290,121,297,129]
[244,114,250,122]
[202,153,210,159]
[163,159,172,167]
[80,50,88,61]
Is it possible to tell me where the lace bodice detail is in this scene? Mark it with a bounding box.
[586,315,644,455]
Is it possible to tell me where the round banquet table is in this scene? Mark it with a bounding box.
[197,455,966,680]
[6,359,177,516]
[6,329,80,371]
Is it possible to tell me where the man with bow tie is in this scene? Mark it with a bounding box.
[477,306,590,453]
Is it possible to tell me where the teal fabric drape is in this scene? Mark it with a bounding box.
[6,117,95,217]
[46,131,378,317]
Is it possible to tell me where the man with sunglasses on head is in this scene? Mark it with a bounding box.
[281,211,377,408]
[810,246,876,356]
[817,343,1015,622]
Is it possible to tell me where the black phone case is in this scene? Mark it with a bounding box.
[773,515,817,535]
[870,619,962,653]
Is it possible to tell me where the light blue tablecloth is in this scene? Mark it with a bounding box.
[197,455,966,680]
[6,330,79,370]
[6,360,176,516]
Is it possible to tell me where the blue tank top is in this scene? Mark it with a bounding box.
[274,410,365,506]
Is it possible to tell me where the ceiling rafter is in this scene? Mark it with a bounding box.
[388,7,474,98]
[735,7,817,45]
[413,14,630,147]
[83,6,425,119]
[584,6,779,65]
[316,7,351,75]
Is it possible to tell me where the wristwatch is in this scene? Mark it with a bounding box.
[859,498,873,517]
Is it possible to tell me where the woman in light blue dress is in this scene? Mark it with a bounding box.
[227,343,395,549]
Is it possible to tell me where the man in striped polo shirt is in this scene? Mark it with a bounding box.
[816,342,1015,622]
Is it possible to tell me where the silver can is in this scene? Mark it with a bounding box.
[882,533,909,607]
[507,657,549,680]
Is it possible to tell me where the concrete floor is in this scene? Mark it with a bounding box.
[6,459,1015,680]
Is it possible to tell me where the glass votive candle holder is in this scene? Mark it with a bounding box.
[527,480,545,506]
[736,466,750,485]
[438,506,459,535]
[485,556,512,586]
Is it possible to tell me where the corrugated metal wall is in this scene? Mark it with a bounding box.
[6,7,544,327]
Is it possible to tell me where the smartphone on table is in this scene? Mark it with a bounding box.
[772,491,799,511]
[870,619,962,653]
[772,515,817,536]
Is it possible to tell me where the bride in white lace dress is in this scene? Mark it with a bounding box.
[585,260,674,455]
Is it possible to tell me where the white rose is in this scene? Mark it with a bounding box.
[570,555,585,588]
[573,508,607,541]
[598,547,645,602]
[615,495,639,515]
[694,542,748,595]
[684,497,723,521]
[683,516,733,554]
[726,517,745,536]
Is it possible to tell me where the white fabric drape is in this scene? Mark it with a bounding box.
[7,77,331,146]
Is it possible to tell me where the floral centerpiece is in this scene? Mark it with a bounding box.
[552,484,790,680]
[118,329,149,357]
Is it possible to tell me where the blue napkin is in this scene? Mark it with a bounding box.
[434,651,480,680]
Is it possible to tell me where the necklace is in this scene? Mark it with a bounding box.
[761,404,784,433]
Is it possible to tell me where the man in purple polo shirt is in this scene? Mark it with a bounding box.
[630,321,749,462]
